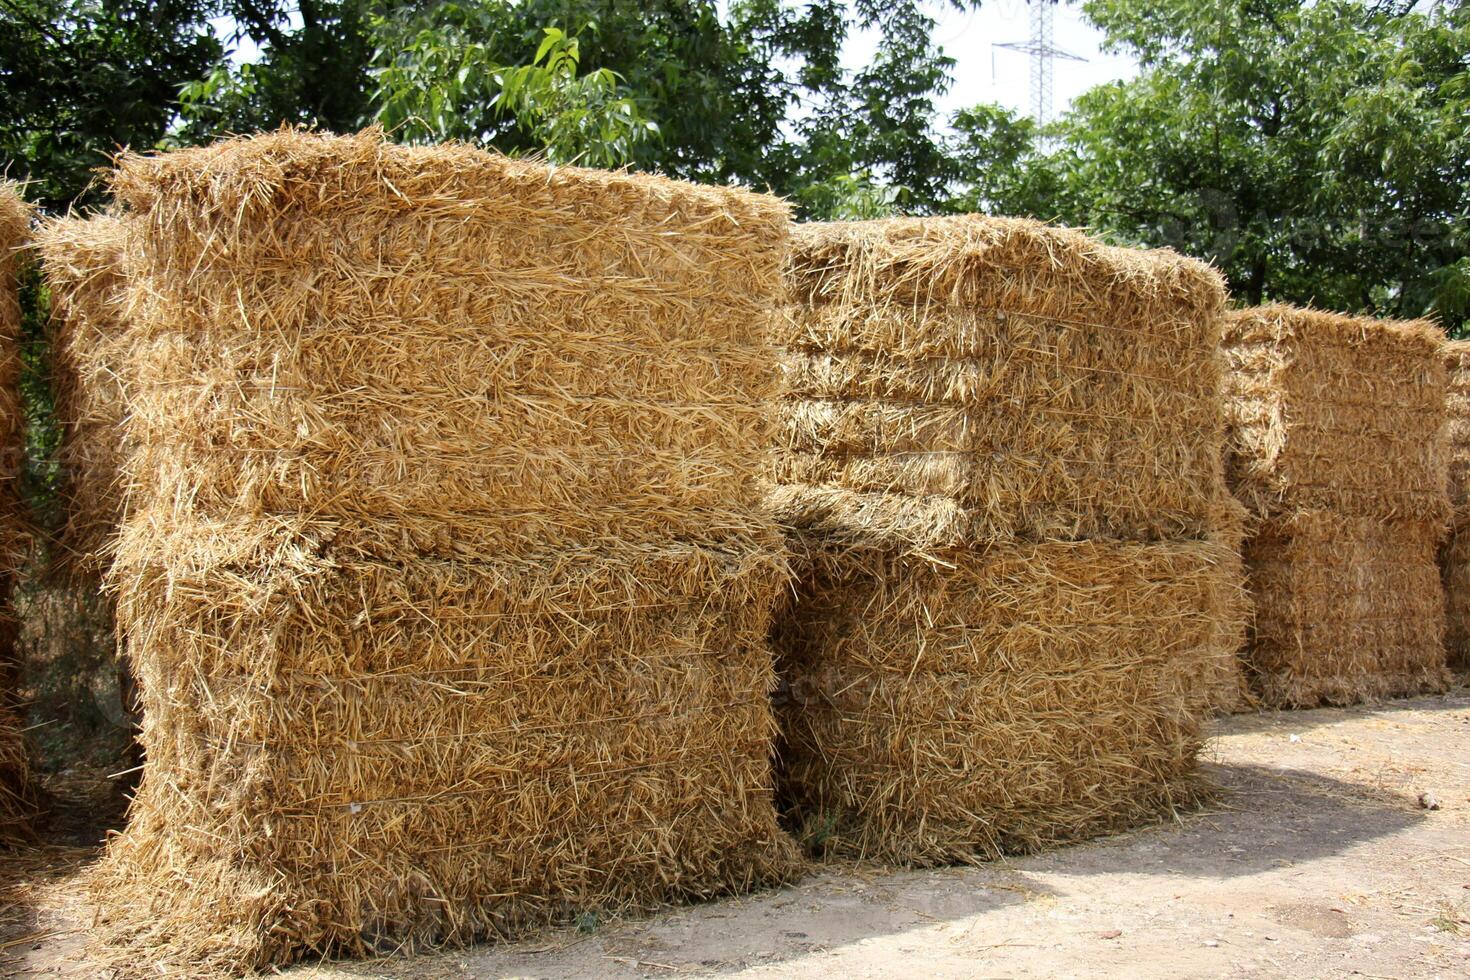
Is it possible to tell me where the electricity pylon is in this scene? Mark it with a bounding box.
[993,1,1086,128]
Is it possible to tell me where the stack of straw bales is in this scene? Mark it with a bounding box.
[1223,305,1451,706]
[771,215,1246,866]
[0,184,37,846]
[1440,339,1470,670]
[38,213,130,576]
[89,129,796,972]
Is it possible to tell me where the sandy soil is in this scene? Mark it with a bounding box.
[5,687,1469,979]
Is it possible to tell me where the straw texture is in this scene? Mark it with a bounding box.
[89,129,797,972]
[1443,505,1470,670]
[38,213,130,575]
[0,186,29,572]
[1223,306,1451,706]
[775,538,1238,865]
[0,183,36,846]
[1440,340,1470,669]
[771,215,1245,865]
[1444,340,1470,507]
[1203,513,1253,714]
[1223,305,1449,525]
[108,130,785,556]
[774,216,1235,547]
[1246,510,1449,705]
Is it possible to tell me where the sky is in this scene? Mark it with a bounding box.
[845,0,1140,123]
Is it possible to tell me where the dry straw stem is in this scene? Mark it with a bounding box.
[90,129,797,973]
[774,537,1242,866]
[97,532,795,974]
[109,128,789,556]
[774,214,1232,547]
[37,213,130,576]
[1204,509,1254,715]
[1439,342,1470,670]
[0,183,31,572]
[1441,504,1470,670]
[1443,340,1470,507]
[1223,305,1450,525]
[1245,509,1449,708]
[0,182,37,847]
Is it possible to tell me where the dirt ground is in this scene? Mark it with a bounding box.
[5,687,1469,979]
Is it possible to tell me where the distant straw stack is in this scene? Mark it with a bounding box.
[38,213,130,576]
[1223,305,1451,706]
[89,129,797,973]
[771,215,1246,866]
[0,183,37,845]
[36,213,135,759]
[1440,339,1470,670]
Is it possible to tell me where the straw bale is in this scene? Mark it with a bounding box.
[1441,505,1470,670]
[1439,342,1470,670]
[774,537,1241,866]
[1244,509,1449,707]
[37,213,130,575]
[108,129,786,556]
[771,215,1247,862]
[0,185,29,568]
[0,183,36,846]
[1223,305,1449,524]
[1444,340,1470,507]
[1200,509,1253,714]
[96,532,792,971]
[90,129,796,971]
[774,215,1231,547]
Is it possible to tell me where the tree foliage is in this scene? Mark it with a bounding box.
[177,1,375,139]
[1047,0,1470,330]
[0,0,1465,329]
[0,0,221,209]
[372,17,657,168]
[366,0,980,212]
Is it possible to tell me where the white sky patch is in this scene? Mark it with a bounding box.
[844,0,1138,121]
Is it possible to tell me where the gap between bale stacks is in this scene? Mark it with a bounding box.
[1441,340,1470,671]
[88,128,798,974]
[0,183,38,846]
[36,212,137,771]
[37,212,130,577]
[1223,305,1451,707]
[771,215,1247,867]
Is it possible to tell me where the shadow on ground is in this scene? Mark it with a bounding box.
[301,762,1433,979]
[7,698,1462,979]
[0,765,128,972]
[1021,762,1426,884]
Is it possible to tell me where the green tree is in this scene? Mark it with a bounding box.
[369,0,829,180]
[1049,0,1470,330]
[373,21,657,167]
[944,103,1065,218]
[0,0,222,209]
[176,1,375,138]
[793,0,973,216]
[366,0,980,216]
